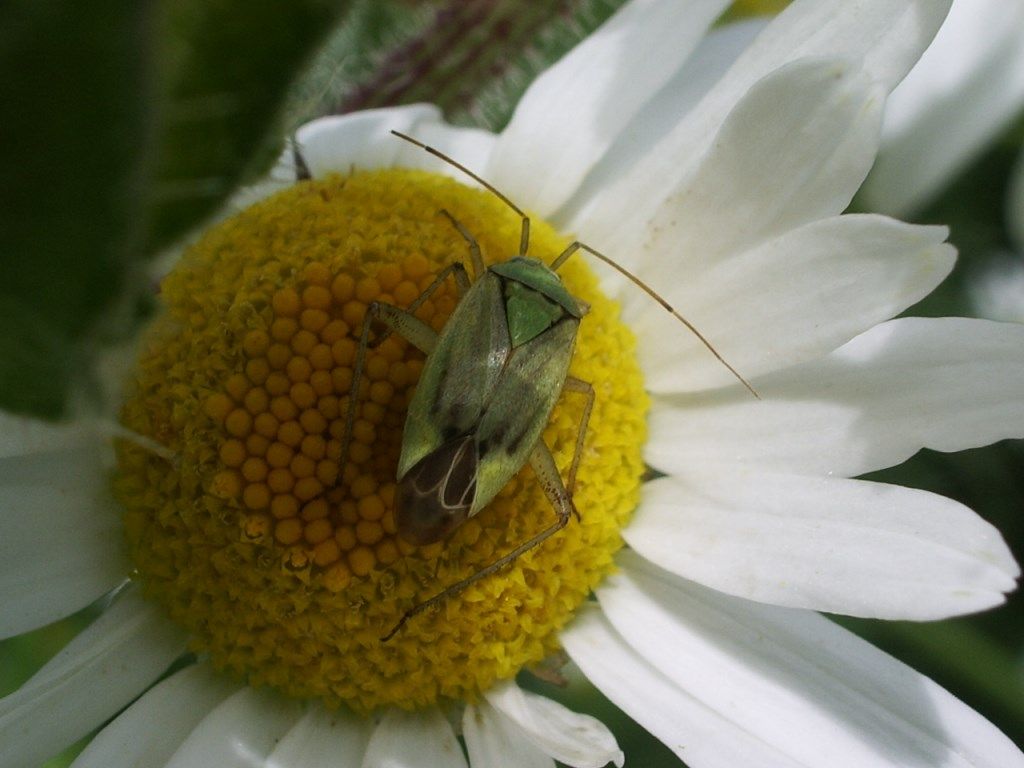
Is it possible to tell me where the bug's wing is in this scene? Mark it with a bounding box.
[398,273,512,479]
[471,317,578,514]
[395,434,477,545]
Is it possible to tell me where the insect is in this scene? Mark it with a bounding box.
[341,131,758,640]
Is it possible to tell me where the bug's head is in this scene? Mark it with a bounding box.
[395,436,477,545]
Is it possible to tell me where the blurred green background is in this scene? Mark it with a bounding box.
[1,1,1021,766]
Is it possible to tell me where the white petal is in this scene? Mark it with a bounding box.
[629,59,883,284]
[392,120,496,179]
[266,705,371,768]
[633,214,954,393]
[599,551,1024,768]
[577,0,951,253]
[0,442,129,639]
[0,587,187,768]
[70,664,237,768]
[732,0,952,94]
[562,607,804,768]
[0,412,92,458]
[626,471,1018,619]
[295,104,438,175]
[295,104,495,181]
[485,680,623,768]
[561,18,766,243]
[163,688,301,768]
[488,0,729,216]
[222,104,495,229]
[363,707,467,768]
[464,700,553,768]
[647,317,1024,478]
[862,0,1024,216]
[876,0,1021,138]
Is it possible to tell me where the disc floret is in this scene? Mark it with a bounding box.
[115,169,646,711]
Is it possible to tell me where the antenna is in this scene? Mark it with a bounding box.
[391,131,530,257]
[390,130,759,399]
[553,242,759,399]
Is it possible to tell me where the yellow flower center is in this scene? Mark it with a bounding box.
[115,168,647,711]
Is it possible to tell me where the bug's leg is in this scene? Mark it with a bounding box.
[527,436,578,523]
[382,439,573,641]
[339,302,439,481]
[371,261,470,349]
[439,209,485,280]
[405,260,472,313]
[561,376,595,500]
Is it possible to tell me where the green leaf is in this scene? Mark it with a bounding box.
[0,0,347,420]
[289,0,632,132]
[146,0,350,251]
[0,1,154,419]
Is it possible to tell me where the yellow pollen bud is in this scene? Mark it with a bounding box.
[272,287,301,318]
[115,169,645,713]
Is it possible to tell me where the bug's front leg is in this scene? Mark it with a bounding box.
[439,210,486,279]
[396,260,471,321]
[339,302,439,481]
[371,261,470,349]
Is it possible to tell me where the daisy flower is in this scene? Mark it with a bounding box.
[4,1,1024,767]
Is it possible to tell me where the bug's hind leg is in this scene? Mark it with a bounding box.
[561,376,595,501]
[381,439,574,642]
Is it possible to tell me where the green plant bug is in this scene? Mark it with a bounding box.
[339,130,758,640]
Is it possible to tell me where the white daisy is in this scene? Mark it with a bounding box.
[4,2,1024,768]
